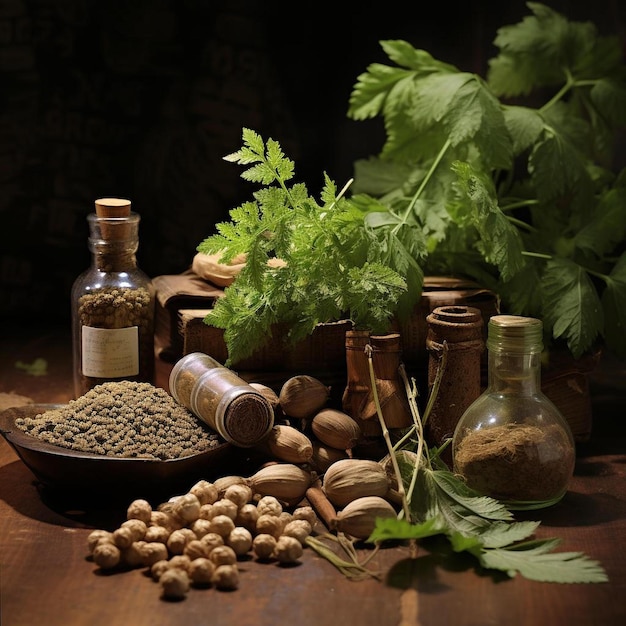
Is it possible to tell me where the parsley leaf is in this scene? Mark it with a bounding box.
[347,2,626,359]
[477,540,608,583]
[198,129,411,365]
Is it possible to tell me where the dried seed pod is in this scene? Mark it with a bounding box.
[224,483,253,509]
[282,519,312,545]
[279,375,330,418]
[212,563,239,590]
[322,458,390,507]
[189,479,219,505]
[333,495,397,540]
[260,424,314,464]
[272,535,303,563]
[247,463,313,506]
[249,383,280,411]
[188,557,215,585]
[252,533,277,560]
[213,475,248,496]
[310,442,349,473]
[160,567,190,600]
[311,409,361,450]
[171,493,201,523]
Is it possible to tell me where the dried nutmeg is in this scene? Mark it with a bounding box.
[333,495,397,540]
[259,424,314,464]
[311,408,361,451]
[249,382,280,411]
[213,475,248,497]
[247,463,313,506]
[310,442,349,473]
[279,375,330,419]
[322,458,390,507]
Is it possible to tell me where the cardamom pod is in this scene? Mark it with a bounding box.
[311,408,361,450]
[310,442,349,473]
[333,495,397,540]
[213,475,248,496]
[279,375,330,419]
[249,382,280,411]
[259,424,313,464]
[322,458,390,507]
[247,463,313,506]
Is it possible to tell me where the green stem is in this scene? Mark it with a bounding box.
[540,70,574,114]
[500,199,540,212]
[305,535,381,581]
[327,178,354,212]
[398,365,427,510]
[365,344,412,522]
[422,341,449,429]
[507,216,537,233]
[520,251,610,282]
[393,138,452,234]
[522,250,552,260]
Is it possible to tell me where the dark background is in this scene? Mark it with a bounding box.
[1,0,625,327]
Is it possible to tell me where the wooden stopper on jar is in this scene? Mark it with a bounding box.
[94,197,133,240]
[95,197,131,218]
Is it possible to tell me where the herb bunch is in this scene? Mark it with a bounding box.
[196,128,413,365]
[307,347,608,585]
[348,2,626,359]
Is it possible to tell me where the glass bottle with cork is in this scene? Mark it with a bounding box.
[452,314,576,510]
[71,198,155,398]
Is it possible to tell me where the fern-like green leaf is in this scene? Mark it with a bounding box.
[541,258,603,357]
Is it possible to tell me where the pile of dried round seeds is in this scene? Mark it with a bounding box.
[15,381,221,460]
[87,478,315,600]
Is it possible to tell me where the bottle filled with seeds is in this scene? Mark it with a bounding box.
[71,198,155,398]
[452,315,576,510]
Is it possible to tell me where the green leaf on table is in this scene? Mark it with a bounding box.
[368,464,608,584]
[478,540,609,583]
[410,467,514,538]
[14,358,48,377]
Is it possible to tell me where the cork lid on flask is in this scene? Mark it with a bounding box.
[93,197,135,240]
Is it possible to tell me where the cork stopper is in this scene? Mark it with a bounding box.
[222,393,274,447]
[95,197,131,218]
[93,197,135,240]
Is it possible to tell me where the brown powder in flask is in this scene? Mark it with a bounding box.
[454,423,575,504]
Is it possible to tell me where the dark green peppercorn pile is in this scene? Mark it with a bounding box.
[16,381,221,460]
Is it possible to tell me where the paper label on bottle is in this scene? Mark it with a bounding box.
[81,326,139,377]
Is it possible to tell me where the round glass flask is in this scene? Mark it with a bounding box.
[452,315,575,509]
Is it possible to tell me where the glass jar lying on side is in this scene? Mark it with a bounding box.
[170,352,274,447]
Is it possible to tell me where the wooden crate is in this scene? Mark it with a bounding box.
[155,273,596,441]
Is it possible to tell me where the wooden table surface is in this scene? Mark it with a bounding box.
[1,325,625,626]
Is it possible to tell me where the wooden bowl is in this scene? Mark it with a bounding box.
[0,403,233,499]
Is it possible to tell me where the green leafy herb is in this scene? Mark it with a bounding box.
[305,342,607,585]
[197,128,416,365]
[347,2,626,358]
[349,345,606,584]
